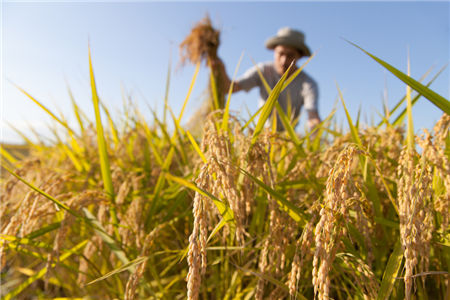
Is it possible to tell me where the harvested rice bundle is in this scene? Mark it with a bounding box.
[180,15,226,130]
[180,15,220,65]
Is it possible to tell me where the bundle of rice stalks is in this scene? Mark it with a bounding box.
[179,15,220,65]
[180,15,226,133]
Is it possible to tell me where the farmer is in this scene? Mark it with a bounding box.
[212,27,320,131]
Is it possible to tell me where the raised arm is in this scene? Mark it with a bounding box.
[307,110,321,131]
[210,57,243,93]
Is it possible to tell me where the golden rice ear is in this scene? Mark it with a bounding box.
[179,15,220,66]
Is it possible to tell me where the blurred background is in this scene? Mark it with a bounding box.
[2,1,449,144]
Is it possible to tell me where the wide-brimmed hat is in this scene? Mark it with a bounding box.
[265,27,311,57]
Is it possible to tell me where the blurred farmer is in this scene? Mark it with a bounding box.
[213,27,320,131]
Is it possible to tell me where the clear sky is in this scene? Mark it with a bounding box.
[2,1,449,144]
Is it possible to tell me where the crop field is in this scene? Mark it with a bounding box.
[1,42,449,300]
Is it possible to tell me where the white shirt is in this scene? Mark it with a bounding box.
[236,61,319,130]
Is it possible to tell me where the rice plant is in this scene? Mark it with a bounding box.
[1,42,449,300]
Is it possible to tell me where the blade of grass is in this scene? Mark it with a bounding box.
[88,46,119,238]
[11,83,78,137]
[377,64,446,128]
[60,143,84,173]
[233,263,308,300]
[136,118,163,166]
[86,256,147,286]
[222,52,244,133]
[82,208,130,266]
[242,56,283,131]
[281,53,316,92]
[337,83,362,146]
[347,40,450,114]
[237,166,308,226]
[164,172,235,227]
[146,63,201,226]
[406,51,415,151]
[242,105,264,130]
[25,222,61,240]
[186,130,207,164]
[168,108,188,166]
[1,234,53,251]
[337,85,385,219]
[3,164,77,216]
[163,55,172,125]
[207,58,220,111]
[99,98,120,149]
[251,62,293,145]
[377,241,404,300]
[178,61,201,122]
[3,240,88,300]
[274,101,306,156]
[0,146,17,164]
[5,122,35,147]
[2,165,130,267]
[67,86,86,134]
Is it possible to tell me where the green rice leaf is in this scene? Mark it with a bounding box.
[347,40,450,115]
[3,165,78,216]
[281,52,316,92]
[89,47,115,201]
[406,54,414,151]
[237,166,308,226]
[164,172,235,228]
[377,64,446,128]
[0,146,17,164]
[25,222,61,240]
[86,256,148,286]
[83,208,130,266]
[186,130,207,163]
[222,52,244,133]
[207,58,220,111]
[137,119,164,166]
[242,105,264,130]
[251,62,293,145]
[336,83,362,146]
[3,240,88,300]
[233,264,308,300]
[61,143,84,172]
[68,92,85,135]
[163,56,172,125]
[13,84,78,137]
[4,242,47,261]
[377,241,403,300]
[88,46,119,238]
[178,61,200,122]
[1,234,53,250]
[5,121,35,146]
[168,108,188,165]
[207,218,227,244]
[99,98,119,149]
[274,102,306,156]
[250,57,272,94]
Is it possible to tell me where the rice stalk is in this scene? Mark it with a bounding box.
[312,145,359,300]
[397,146,434,300]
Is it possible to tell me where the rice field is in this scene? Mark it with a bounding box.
[1,42,449,300]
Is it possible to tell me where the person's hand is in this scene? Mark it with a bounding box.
[307,111,320,131]
[209,57,234,91]
[209,57,226,77]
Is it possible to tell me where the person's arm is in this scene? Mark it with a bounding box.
[301,74,320,131]
[307,110,320,131]
[210,57,243,93]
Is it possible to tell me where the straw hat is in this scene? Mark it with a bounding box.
[265,27,311,57]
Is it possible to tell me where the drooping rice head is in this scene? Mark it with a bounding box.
[179,15,220,65]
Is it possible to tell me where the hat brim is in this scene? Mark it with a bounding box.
[265,36,311,57]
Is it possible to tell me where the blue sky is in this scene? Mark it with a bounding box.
[2,1,449,143]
